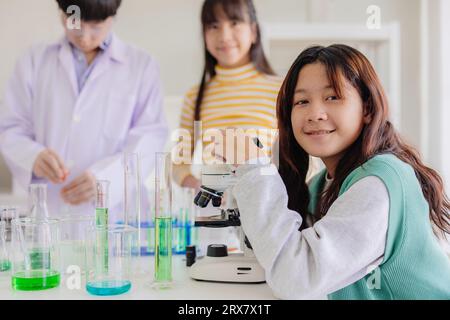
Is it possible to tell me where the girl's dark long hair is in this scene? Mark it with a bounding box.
[194,0,275,121]
[277,44,450,236]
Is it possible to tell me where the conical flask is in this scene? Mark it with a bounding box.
[29,184,50,220]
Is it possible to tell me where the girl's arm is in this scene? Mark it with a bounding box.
[173,91,199,187]
[232,164,389,299]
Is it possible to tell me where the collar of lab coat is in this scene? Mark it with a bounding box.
[59,33,127,65]
[57,33,127,95]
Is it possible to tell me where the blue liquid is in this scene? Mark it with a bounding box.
[86,280,131,296]
[116,219,198,257]
[173,222,198,255]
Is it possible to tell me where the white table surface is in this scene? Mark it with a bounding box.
[0,255,276,300]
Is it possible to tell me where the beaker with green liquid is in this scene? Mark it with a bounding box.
[85,224,136,296]
[10,218,60,290]
[152,152,173,289]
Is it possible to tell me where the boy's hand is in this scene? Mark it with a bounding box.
[61,171,96,205]
[33,149,69,184]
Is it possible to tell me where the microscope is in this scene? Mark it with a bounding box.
[188,163,266,284]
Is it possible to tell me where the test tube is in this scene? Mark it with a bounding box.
[95,180,110,274]
[152,152,173,288]
[124,153,141,255]
[0,221,10,272]
[173,185,187,254]
[186,188,199,250]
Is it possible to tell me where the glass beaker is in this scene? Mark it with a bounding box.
[85,224,136,296]
[0,221,10,272]
[59,215,95,276]
[152,152,173,288]
[10,218,60,290]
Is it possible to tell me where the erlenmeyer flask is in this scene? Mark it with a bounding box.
[29,184,50,220]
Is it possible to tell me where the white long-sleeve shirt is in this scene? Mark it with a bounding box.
[232,164,389,300]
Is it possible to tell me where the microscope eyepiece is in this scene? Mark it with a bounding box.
[194,186,223,208]
[211,196,222,207]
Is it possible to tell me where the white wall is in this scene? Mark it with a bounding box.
[1,0,447,193]
[424,0,450,192]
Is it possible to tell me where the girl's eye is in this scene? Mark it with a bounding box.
[326,96,339,101]
[294,100,309,106]
[207,23,218,30]
[231,19,240,26]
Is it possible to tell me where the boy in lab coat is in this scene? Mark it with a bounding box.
[0,0,168,219]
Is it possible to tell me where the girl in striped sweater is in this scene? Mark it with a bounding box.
[173,0,283,189]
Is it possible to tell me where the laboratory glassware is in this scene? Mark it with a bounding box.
[10,218,60,290]
[152,152,173,288]
[85,224,136,296]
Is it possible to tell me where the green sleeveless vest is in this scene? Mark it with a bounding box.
[308,154,450,299]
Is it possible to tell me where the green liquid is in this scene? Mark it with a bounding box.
[12,270,60,291]
[95,207,108,226]
[29,249,51,269]
[0,259,11,272]
[155,217,172,282]
[95,208,109,274]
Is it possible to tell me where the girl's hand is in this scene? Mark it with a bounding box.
[211,129,267,167]
[181,175,202,192]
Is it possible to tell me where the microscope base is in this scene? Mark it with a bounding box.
[188,253,266,284]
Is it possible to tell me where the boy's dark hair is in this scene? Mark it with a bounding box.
[56,0,122,21]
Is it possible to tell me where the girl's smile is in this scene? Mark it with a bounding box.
[204,6,256,69]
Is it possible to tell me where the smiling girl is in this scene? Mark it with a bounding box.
[173,0,284,190]
[230,45,450,299]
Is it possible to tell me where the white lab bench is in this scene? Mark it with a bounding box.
[0,255,276,300]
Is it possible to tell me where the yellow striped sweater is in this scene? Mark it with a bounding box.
[173,63,283,185]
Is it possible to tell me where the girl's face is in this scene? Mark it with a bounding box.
[291,62,369,176]
[205,7,257,68]
[61,12,113,55]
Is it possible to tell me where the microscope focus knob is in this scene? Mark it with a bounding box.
[207,244,228,257]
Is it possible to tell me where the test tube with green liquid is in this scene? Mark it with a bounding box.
[95,180,109,274]
[152,152,173,288]
[0,221,10,272]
